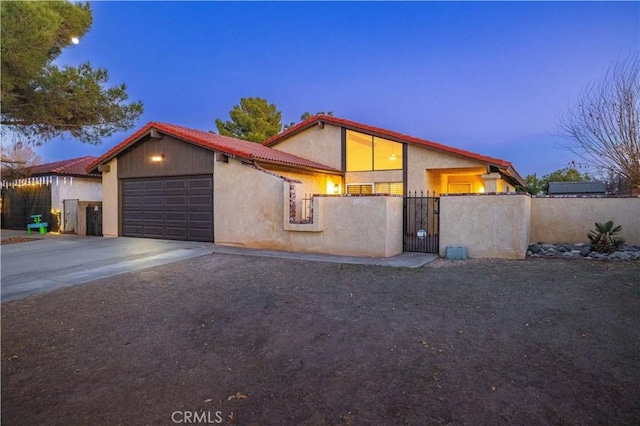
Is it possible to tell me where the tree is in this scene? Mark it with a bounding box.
[522,166,592,195]
[1,1,143,145]
[558,54,640,191]
[1,142,42,180]
[215,97,282,143]
[284,111,333,130]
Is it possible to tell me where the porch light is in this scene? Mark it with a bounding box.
[390,152,397,161]
[151,154,165,162]
[326,181,340,194]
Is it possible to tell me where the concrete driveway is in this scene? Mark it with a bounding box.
[1,233,214,302]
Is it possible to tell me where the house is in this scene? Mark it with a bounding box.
[88,116,525,257]
[547,181,606,196]
[264,115,525,195]
[1,156,102,234]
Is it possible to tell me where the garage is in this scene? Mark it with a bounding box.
[122,175,213,242]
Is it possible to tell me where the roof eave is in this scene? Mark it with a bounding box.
[253,158,343,175]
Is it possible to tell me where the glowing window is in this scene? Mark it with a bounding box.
[375,182,404,195]
[346,184,373,195]
[346,130,402,172]
[373,137,403,170]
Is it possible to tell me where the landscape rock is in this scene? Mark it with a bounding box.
[529,243,542,254]
[528,242,640,261]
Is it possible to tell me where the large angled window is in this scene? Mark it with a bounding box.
[346,130,403,172]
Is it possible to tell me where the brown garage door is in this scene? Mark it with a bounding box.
[122,175,213,242]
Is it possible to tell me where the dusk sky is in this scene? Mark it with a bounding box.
[37,1,639,178]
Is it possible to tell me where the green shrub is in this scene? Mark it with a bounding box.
[588,221,625,253]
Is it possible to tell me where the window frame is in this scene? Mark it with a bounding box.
[345,130,403,172]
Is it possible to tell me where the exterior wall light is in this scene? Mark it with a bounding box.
[326,181,340,194]
[151,154,165,162]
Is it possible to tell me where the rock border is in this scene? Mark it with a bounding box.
[527,242,640,261]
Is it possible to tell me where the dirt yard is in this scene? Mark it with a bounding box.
[2,255,639,425]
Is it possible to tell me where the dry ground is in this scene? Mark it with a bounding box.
[2,254,639,425]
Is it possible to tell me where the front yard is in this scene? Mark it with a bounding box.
[2,255,639,425]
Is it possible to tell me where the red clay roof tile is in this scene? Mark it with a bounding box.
[87,122,341,174]
[24,156,101,178]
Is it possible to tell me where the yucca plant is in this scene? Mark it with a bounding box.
[588,221,625,253]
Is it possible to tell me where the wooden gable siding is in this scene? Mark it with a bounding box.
[118,134,215,179]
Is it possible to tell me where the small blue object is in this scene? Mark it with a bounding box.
[444,245,468,260]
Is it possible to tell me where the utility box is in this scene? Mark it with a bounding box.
[444,245,468,260]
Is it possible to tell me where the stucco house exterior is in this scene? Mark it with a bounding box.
[264,115,525,196]
[1,156,102,233]
[88,116,525,257]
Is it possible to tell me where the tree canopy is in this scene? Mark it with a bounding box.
[215,97,283,143]
[558,54,639,191]
[284,111,334,130]
[523,166,592,195]
[0,142,42,181]
[1,1,143,145]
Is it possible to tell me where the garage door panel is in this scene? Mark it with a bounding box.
[165,212,187,221]
[122,175,213,242]
[123,224,144,235]
[188,212,212,222]
[123,181,145,190]
[142,195,163,205]
[189,178,213,189]
[189,195,212,205]
[165,195,187,205]
[165,228,188,238]
[143,181,164,190]
[123,196,144,205]
[188,229,213,239]
[165,180,188,190]
[144,211,164,221]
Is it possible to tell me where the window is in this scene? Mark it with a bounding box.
[346,184,373,195]
[375,182,404,195]
[346,182,403,195]
[346,130,402,172]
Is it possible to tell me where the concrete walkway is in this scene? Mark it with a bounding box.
[1,230,437,302]
[210,245,437,268]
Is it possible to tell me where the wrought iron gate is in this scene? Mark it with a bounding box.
[86,205,103,236]
[404,191,439,253]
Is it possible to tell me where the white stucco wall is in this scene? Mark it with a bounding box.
[50,176,102,212]
[269,123,343,171]
[439,194,531,259]
[214,158,403,257]
[530,197,640,245]
[407,145,487,194]
[101,159,118,237]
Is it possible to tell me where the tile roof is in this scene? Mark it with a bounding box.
[24,156,101,178]
[264,115,525,185]
[87,122,341,174]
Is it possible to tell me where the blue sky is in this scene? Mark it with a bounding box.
[36,1,639,177]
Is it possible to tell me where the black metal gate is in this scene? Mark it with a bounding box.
[86,205,103,236]
[404,191,439,253]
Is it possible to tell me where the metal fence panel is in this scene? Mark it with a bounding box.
[404,191,439,253]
